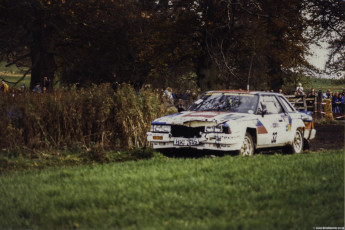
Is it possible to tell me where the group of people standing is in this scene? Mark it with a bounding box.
[163,87,201,112]
[0,76,51,94]
[32,77,51,93]
[324,89,345,115]
[294,83,345,115]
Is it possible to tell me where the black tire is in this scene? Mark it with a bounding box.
[283,129,304,154]
[238,132,254,156]
[158,149,174,157]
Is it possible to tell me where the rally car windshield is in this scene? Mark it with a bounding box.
[188,93,259,113]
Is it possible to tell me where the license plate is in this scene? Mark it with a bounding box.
[174,138,199,146]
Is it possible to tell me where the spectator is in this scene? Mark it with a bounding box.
[323,89,332,99]
[177,99,185,112]
[15,85,26,96]
[332,92,339,114]
[335,93,345,114]
[75,78,82,90]
[278,88,283,94]
[307,88,316,97]
[296,83,303,92]
[43,76,51,90]
[164,87,174,107]
[159,88,165,97]
[0,79,9,93]
[180,89,191,100]
[19,85,26,92]
[306,88,316,110]
[179,89,193,106]
[33,83,42,93]
[295,87,304,96]
[164,87,173,99]
[191,88,201,100]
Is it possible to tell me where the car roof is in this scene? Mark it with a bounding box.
[204,90,282,96]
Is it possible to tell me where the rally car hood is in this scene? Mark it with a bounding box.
[152,111,255,127]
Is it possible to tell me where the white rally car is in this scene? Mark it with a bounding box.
[147,91,316,156]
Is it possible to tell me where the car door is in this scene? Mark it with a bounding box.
[256,95,290,147]
[277,95,298,143]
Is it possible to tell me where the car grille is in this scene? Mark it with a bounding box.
[171,125,204,138]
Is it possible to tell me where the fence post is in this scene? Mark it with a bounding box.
[316,90,323,118]
[302,95,307,111]
[323,99,333,120]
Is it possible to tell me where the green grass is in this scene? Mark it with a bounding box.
[0,150,343,230]
[0,61,31,88]
[0,61,28,74]
[308,78,344,93]
[0,75,31,88]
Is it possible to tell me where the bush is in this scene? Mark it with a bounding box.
[0,84,169,152]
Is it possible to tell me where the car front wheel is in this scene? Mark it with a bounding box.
[239,132,254,156]
[284,129,304,154]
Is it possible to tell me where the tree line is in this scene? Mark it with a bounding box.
[0,0,343,92]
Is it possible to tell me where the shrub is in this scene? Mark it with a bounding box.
[0,84,169,152]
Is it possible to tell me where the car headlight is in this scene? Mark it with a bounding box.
[151,125,171,133]
[205,126,214,133]
[205,126,223,133]
[214,126,222,132]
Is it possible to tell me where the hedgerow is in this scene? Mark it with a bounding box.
[0,84,170,153]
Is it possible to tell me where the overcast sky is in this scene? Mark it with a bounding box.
[307,44,329,71]
[306,42,345,79]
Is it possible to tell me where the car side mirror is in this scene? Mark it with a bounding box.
[261,108,267,117]
[258,103,267,117]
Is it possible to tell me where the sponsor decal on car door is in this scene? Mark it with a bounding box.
[279,114,293,144]
[256,95,290,146]
[257,114,287,146]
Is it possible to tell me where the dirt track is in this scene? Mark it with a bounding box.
[310,123,345,150]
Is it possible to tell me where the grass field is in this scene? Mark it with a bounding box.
[0,61,28,74]
[0,75,31,88]
[307,78,344,93]
[0,150,343,230]
[0,61,31,88]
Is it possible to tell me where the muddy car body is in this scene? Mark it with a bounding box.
[147,91,316,156]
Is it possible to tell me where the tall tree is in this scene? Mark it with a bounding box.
[0,0,137,88]
[1,0,341,91]
[305,0,345,76]
[0,0,67,89]
[196,0,309,90]
[128,0,202,90]
[56,0,133,85]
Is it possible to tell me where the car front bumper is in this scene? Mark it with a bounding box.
[147,132,243,151]
[304,128,316,140]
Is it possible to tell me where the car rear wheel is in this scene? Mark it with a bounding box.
[284,129,304,154]
[239,132,254,156]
